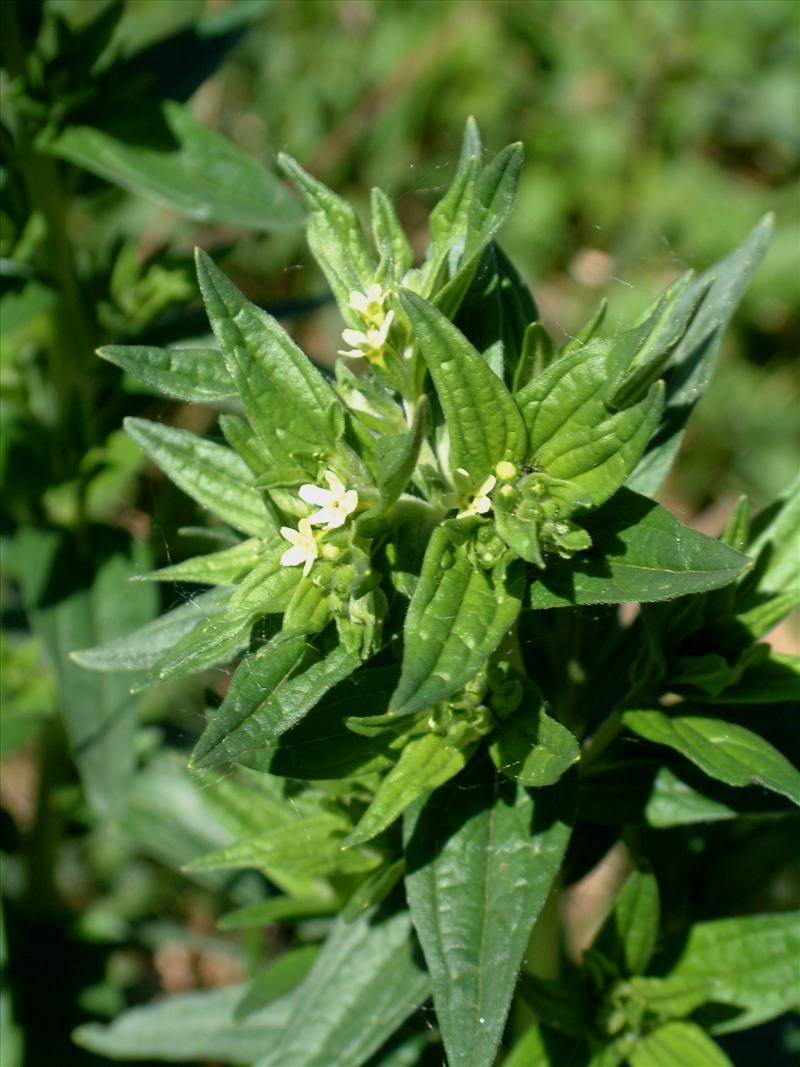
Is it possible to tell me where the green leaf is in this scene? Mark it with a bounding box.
[71,587,231,672]
[624,710,800,806]
[186,812,378,879]
[627,976,713,1020]
[344,733,474,847]
[390,529,524,715]
[192,635,360,768]
[657,911,800,1033]
[503,1026,550,1067]
[196,250,345,464]
[489,703,580,787]
[14,529,157,818]
[737,473,800,619]
[218,897,336,930]
[44,100,304,230]
[124,417,273,538]
[400,289,527,482]
[515,333,664,508]
[371,187,413,283]
[98,344,236,403]
[254,908,430,1067]
[643,766,742,827]
[604,869,660,976]
[404,771,573,1067]
[530,489,750,607]
[454,242,538,384]
[235,945,319,1020]
[278,154,375,321]
[628,1022,732,1067]
[74,984,292,1062]
[265,666,401,779]
[628,215,773,496]
[141,605,254,689]
[139,538,262,585]
[374,397,431,509]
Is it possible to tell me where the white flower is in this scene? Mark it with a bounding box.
[299,470,359,530]
[347,283,387,325]
[279,517,319,576]
[453,468,497,519]
[338,310,395,361]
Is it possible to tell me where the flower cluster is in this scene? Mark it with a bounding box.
[279,470,358,575]
[338,284,395,362]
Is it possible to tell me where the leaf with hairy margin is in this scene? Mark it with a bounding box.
[72,587,231,672]
[624,710,800,806]
[655,911,800,1033]
[254,907,430,1067]
[628,1022,732,1067]
[530,489,750,608]
[628,215,773,497]
[278,154,375,324]
[404,770,574,1067]
[196,250,345,465]
[401,290,526,482]
[390,529,524,716]
[98,344,235,402]
[125,417,273,538]
[191,635,360,768]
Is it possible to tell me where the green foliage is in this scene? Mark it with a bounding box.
[2,7,797,1067]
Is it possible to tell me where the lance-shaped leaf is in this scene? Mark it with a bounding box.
[737,472,800,619]
[655,911,800,1033]
[74,984,292,1063]
[45,100,304,231]
[374,397,431,510]
[515,332,664,508]
[72,587,231,672]
[489,704,579,787]
[185,812,378,879]
[628,1021,733,1067]
[344,733,474,847]
[196,250,345,465]
[192,635,360,768]
[623,710,800,806]
[125,417,273,538]
[98,344,236,402]
[235,945,320,1021]
[254,907,430,1067]
[139,538,262,585]
[404,771,574,1067]
[278,154,375,322]
[455,242,538,383]
[530,488,750,608]
[390,529,524,715]
[266,666,401,780]
[595,868,660,976]
[140,607,254,689]
[628,215,773,496]
[400,290,527,482]
[371,187,413,283]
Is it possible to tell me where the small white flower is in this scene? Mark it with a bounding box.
[299,470,359,530]
[338,310,395,361]
[347,283,387,324]
[280,517,319,576]
[453,468,497,519]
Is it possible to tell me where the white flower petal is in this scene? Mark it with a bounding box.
[324,510,347,529]
[473,496,492,514]
[477,475,497,496]
[324,470,346,496]
[281,545,306,567]
[299,483,332,507]
[348,291,369,314]
[342,489,359,515]
[338,347,364,359]
[280,525,302,546]
[342,328,368,348]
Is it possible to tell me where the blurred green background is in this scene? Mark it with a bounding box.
[1,1,798,1064]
